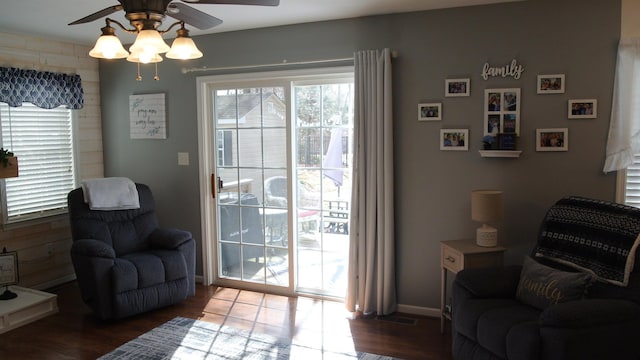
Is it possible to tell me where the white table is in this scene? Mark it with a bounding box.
[0,286,58,334]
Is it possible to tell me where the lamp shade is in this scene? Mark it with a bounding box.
[471,190,503,222]
[166,36,203,60]
[89,35,129,59]
[129,30,171,55]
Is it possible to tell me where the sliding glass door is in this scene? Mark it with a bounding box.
[294,81,353,297]
[201,68,353,297]
[214,86,290,286]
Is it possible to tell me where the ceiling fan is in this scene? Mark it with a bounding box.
[69,0,280,81]
[69,0,280,31]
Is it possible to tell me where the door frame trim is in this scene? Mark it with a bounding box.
[196,66,354,289]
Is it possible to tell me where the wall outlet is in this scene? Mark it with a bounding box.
[178,152,189,166]
[46,243,54,256]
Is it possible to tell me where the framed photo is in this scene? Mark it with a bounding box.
[537,74,565,94]
[568,99,597,119]
[440,129,469,151]
[484,88,520,135]
[0,251,18,286]
[536,128,568,152]
[418,103,442,121]
[445,78,470,97]
[497,133,517,150]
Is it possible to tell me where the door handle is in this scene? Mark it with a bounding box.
[211,173,216,199]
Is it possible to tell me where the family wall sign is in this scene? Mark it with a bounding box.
[481,59,525,80]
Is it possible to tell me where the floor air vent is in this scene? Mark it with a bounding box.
[375,315,418,326]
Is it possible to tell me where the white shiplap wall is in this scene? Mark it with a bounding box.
[0,31,104,288]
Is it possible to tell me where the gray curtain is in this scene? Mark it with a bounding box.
[346,48,396,315]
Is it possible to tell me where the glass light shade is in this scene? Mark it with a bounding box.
[89,35,129,59]
[129,30,171,54]
[127,50,163,64]
[166,37,203,60]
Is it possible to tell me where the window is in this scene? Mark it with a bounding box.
[0,103,77,222]
[216,130,233,167]
[622,157,640,207]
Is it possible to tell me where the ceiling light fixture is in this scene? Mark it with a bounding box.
[89,18,203,81]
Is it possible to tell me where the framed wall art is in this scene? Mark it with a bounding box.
[536,128,568,152]
[537,74,565,94]
[129,93,167,139]
[497,133,517,150]
[440,129,469,151]
[0,250,18,287]
[484,88,521,136]
[568,99,597,119]
[418,103,442,121]
[445,78,470,97]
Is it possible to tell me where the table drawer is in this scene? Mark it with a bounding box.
[442,246,462,273]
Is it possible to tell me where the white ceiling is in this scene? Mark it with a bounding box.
[0,0,523,46]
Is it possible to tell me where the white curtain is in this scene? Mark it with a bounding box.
[346,48,397,315]
[604,38,640,173]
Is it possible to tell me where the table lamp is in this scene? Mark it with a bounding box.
[471,190,503,247]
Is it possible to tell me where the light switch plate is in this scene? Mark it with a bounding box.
[178,152,189,166]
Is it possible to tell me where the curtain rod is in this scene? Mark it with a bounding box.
[181,50,398,74]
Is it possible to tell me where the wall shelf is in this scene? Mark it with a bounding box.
[479,150,522,158]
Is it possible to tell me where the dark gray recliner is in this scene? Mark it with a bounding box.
[452,196,640,360]
[67,183,195,320]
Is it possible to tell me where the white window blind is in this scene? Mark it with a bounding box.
[0,103,76,221]
[624,155,640,208]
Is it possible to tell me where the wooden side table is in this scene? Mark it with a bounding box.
[440,239,506,334]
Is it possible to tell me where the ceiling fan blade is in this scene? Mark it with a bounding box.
[181,0,279,6]
[68,5,124,25]
[167,3,223,30]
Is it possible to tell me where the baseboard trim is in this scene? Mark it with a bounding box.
[397,304,441,318]
[33,274,77,291]
[195,275,441,319]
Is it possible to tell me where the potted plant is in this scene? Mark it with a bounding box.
[0,148,18,178]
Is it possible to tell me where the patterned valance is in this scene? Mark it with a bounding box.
[0,67,84,109]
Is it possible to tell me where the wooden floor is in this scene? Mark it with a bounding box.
[0,282,453,360]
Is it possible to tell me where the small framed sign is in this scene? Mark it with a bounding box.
[130,93,167,139]
[0,250,18,287]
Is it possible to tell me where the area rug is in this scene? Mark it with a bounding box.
[99,316,400,359]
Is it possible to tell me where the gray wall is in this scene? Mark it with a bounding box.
[99,0,621,310]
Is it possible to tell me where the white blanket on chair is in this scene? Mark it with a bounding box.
[82,177,140,210]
